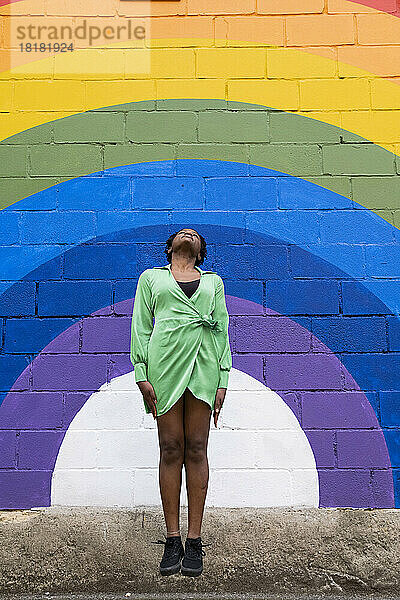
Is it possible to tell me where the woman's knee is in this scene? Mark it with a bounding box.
[184,437,207,463]
[159,437,185,464]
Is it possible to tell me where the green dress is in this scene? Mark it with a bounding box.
[130,263,232,416]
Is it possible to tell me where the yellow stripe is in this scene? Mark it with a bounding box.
[1,42,400,153]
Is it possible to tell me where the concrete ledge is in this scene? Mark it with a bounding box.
[0,507,399,595]
[1,596,400,600]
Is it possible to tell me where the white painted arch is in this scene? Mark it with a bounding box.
[52,369,319,508]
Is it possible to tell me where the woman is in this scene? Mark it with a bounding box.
[130,228,232,577]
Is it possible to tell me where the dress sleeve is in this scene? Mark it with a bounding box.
[130,270,154,383]
[212,275,232,388]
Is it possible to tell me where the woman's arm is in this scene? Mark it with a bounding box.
[212,275,232,388]
[130,270,154,383]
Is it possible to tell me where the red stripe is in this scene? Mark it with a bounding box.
[350,0,400,16]
[0,0,25,6]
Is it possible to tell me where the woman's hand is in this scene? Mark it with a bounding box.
[137,381,158,419]
[213,387,226,428]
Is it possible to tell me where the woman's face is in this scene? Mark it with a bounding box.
[172,228,201,257]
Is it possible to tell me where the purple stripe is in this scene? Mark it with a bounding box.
[0,296,394,508]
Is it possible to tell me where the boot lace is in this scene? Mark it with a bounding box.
[151,534,181,556]
[185,537,213,559]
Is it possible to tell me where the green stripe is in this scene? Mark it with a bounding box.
[1,100,399,225]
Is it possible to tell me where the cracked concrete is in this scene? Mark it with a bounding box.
[0,507,399,595]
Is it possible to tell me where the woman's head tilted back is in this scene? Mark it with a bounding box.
[164,228,207,266]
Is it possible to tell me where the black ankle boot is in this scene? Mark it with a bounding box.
[151,534,184,576]
[181,536,212,577]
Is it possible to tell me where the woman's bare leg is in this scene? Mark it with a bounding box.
[155,393,185,537]
[183,388,212,539]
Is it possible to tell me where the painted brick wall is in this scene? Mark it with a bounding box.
[0,0,399,509]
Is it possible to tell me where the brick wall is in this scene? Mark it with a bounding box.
[0,0,399,509]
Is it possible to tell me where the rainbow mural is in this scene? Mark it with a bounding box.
[0,0,399,509]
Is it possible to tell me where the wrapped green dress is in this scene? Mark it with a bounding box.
[130,263,232,416]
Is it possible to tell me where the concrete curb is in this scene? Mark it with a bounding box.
[1,595,400,600]
[0,507,399,595]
